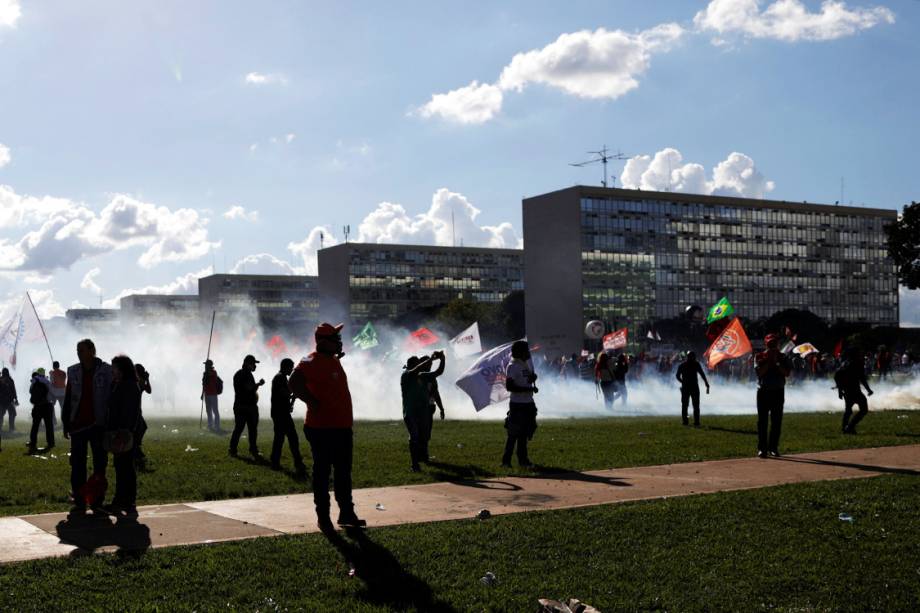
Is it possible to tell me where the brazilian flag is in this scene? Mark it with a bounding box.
[706,297,734,324]
[352,322,379,350]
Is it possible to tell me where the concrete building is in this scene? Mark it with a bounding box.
[197,274,319,332]
[65,308,120,333]
[318,243,524,324]
[523,186,899,356]
[119,294,200,324]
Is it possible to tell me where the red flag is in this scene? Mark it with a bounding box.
[833,339,843,359]
[705,317,731,342]
[266,335,288,359]
[704,318,753,369]
[405,327,439,351]
[603,328,628,350]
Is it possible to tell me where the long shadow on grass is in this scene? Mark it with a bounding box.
[775,456,920,477]
[54,511,151,556]
[704,425,758,436]
[321,527,456,612]
[520,465,633,487]
[425,460,499,484]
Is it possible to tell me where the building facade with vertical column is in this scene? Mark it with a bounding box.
[523,186,899,357]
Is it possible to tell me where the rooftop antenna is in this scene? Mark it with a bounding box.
[343,225,351,243]
[320,231,324,250]
[840,177,844,206]
[451,209,456,247]
[569,145,629,188]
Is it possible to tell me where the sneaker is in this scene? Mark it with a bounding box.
[500,462,512,468]
[518,460,533,468]
[757,450,768,459]
[769,450,781,458]
[410,464,421,473]
[337,513,367,529]
[317,515,335,533]
[682,420,689,426]
[228,448,238,457]
[102,502,125,515]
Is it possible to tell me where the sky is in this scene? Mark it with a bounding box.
[0,0,918,324]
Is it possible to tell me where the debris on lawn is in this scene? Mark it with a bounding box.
[838,513,854,522]
[480,571,497,586]
[457,443,464,449]
[33,455,49,460]
[476,509,491,520]
[184,445,199,452]
[170,429,179,434]
[348,565,356,578]
[897,415,908,420]
[375,503,386,511]
[538,597,601,612]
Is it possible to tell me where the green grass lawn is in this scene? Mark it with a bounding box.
[1,474,918,612]
[0,411,917,516]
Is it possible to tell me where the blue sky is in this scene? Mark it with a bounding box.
[0,0,918,323]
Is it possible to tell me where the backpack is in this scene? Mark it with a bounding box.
[216,376,224,395]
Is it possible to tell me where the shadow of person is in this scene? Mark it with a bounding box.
[704,425,758,436]
[520,465,633,487]
[321,527,457,612]
[55,511,152,557]
[774,456,920,477]
[425,460,497,481]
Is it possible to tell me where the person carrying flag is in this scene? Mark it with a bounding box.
[675,351,710,427]
[754,334,792,458]
[835,348,874,434]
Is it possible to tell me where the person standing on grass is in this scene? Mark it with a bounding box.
[270,357,307,476]
[201,359,222,432]
[0,367,19,432]
[676,352,710,427]
[595,351,617,409]
[288,323,366,531]
[400,351,446,472]
[612,354,629,407]
[229,354,264,458]
[28,369,55,454]
[49,361,66,428]
[104,355,142,515]
[133,363,152,470]
[835,349,874,435]
[754,334,792,459]
[62,339,113,510]
[503,340,538,468]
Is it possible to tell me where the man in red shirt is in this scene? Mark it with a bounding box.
[289,323,365,531]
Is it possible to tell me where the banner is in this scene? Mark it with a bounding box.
[265,335,289,359]
[406,327,439,351]
[0,296,43,369]
[646,329,661,341]
[602,328,627,351]
[455,340,519,411]
[793,343,819,357]
[833,339,844,359]
[352,322,379,350]
[780,340,796,354]
[449,322,482,358]
[704,318,752,369]
[706,297,734,324]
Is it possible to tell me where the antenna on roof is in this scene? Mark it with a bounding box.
[343,225,351,243]
[320,231,324,250]
[569,145,629,188]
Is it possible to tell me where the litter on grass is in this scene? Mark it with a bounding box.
[480,571,497,586]
[375,503,386,511]
[457,443,465,449]
[838,513,854,522]
[538,597,601,613]
[170,429,179,434]
[185,445,199,452]
[348,565,356,578]
[476,509,491,520]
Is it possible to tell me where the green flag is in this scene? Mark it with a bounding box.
[352,321,379,350]
[706,297,734,324]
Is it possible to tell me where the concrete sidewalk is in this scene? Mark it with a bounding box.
[2,444,918,564]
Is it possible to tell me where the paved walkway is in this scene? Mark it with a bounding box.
[2,445,918,564]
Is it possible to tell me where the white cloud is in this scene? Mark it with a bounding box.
[327,140,374,171]
[230,253,297,276]
[418,24,683,124]
[0,0,21,28]
[0,184,74,227]
[416,81,504,125]
[26,289,64,319]
[694,0,895,42]
[244,72,289,86]
[80,267,102,295]
[101,267,212,308]
[287,226,339,276]
[901,288,920,327]
[223,205,259,223]
[619,148,775,199]
[285,133,296,144]
[0,143,10,168]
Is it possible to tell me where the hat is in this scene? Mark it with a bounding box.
[315,322,344,339]
[243,354,260,364]
[203,359,214,366]
[764,334,780,346]
[36,367,46,376]
[404,356,420,370]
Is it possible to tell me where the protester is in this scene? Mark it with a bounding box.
[425,356,446,439]
[229,355,265,458]
[134,363,152,470]
[49,361,66,428]
[594,351,617,409]
[28,369,55,453]
[503,340,538,468]
[270,357,307,476]
[876,345,893,380]
[560,353,579,380]
[613,354,629,407]
[104,355,142,515]
[201,359,223,432]
[289,322,366,531]
[0,367,18,432]
[62,339,114,511]
[754,334,792,458]
[835,349,874,435]
[675,352,710,427]
[400,351,445,472]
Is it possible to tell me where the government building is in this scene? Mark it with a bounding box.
[197,273,319,333]
[523,186,899,356]
[318,243,523,324]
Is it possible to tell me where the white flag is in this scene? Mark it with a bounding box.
[455,339,519,411]
[0,296,42,369]
[449,322,482,359]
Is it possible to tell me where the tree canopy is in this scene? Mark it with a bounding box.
[885,201,920,289]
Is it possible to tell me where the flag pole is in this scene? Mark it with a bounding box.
[25,292,54,363]
[199,310,216,429]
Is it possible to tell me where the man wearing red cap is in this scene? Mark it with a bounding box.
[289,323,365,530]
[754,334,792,458]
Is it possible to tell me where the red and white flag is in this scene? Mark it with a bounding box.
[603,328,628,351]
[449,322,482,358]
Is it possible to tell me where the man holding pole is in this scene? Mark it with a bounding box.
[201,360,222,432]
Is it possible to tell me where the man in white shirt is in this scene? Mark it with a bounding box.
[503,341,538,468]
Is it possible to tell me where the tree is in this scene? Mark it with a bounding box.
[885,201,920,289]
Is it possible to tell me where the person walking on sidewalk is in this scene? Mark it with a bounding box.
[289,323,366,531]
[0,367,18,432]
[229,355,264,458]
[62,339,113,511]
[104,355,142,515]
[503,340,539,468]
[201,360,223,432]
[835,348,874,435]
[28,369,55,453]
[270,358,307,476]
[754,334,792,458]
[676,351,710,427]
[400,351,445,472]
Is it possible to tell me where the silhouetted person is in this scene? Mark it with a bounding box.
[425,358,445,447]
[754,334,792,458]
[836,349,874,434]
[104,355,142,515]
[561,353,579,380]
[676,352,710,427]
[134,363,151,469]
[229,354,264,458]
[503,340,538,468]
[270,357,307,475]
[201,359,223,432]
[613,354,629,407]
[400,351,445,472]
[62,339,113,510]
[595,351,617,409]
[876,346,892,380]
[50,361,66,427]
[0,367,18,432]
[289,323,365,531]
[28,369,55,453]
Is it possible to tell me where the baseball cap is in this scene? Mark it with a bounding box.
[203,359,214,366]
[764,333,780,346]
[243,354,260,364]
[315,322,344,339]
[36,367,46,375]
